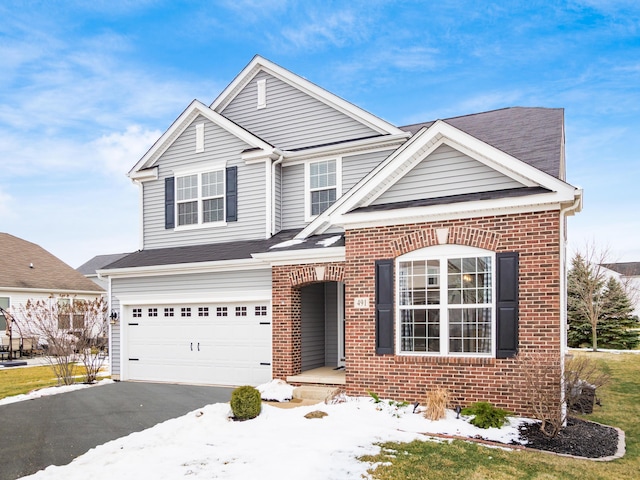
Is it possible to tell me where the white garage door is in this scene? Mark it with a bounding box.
[125,302,272,386]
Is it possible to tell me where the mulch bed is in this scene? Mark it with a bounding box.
[515,416,619,458]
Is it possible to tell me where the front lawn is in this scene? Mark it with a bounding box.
[0,364,107,399]
[361,351,639,480]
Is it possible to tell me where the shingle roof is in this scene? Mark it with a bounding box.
[103,231,345,270]
[401,107,564,179]
[76,253,131,276]
[603,262,640,276]
[354,187,551,213]
[0,233,105,292]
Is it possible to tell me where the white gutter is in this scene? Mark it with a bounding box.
[271,151,284,236]
[558,188,583,417]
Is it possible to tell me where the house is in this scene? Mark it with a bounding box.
[100,56,582,415]
[602,262,640,317]
[77,253,131,290]
[0,233,105,348]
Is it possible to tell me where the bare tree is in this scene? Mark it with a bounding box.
[568,243,612,352]
[19,295,108,384]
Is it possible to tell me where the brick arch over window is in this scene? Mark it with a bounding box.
[390,227,500,257]
[288,263,345,287]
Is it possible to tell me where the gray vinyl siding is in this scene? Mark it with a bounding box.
[221,71,379,150]
[143,115,266,249]
[342,149,394,193]
[324,283,338,367]
[279,150,394,231]
[109,268,272,376]
[372,144,524,205]
[301,283,325,370]
[281,163,305,230]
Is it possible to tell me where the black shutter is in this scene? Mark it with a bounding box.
[226,166,237,222]
[375,259,394,355]
[165,177,175,229]
[496,252,519,358]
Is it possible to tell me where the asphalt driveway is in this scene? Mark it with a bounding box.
[0,381,233,480]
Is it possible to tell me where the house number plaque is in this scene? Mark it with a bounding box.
[354,297,370,309]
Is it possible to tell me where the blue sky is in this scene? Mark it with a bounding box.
[1,0,639,267]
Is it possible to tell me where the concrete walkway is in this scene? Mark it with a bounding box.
[0,381,233,480]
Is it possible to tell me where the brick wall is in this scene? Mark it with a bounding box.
[271,210,562,416]
[344,210,562,416]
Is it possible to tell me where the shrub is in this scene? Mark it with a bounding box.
[461,401,511,429]
[424,387,449,421]
[230,385,262,420]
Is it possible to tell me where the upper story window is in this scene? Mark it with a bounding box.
[306,158,341,219]
[176,170,225,227]
[397,245,495,357]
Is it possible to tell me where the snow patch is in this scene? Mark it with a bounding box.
[257,379,294,402]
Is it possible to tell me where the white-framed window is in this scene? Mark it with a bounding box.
[0,296,10,331]
[58,298,86,330]
[397,245,495,356]
[305,158,341,219]
[176,169,225,227]
[235,306,247,317]
[148,308,158,317]
[216,307,227,317]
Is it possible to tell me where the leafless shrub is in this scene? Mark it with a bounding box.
[564,354,610,413]
[518,352,564,438]
[424,387,450,421]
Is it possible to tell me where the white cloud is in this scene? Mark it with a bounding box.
[91,125,163,178]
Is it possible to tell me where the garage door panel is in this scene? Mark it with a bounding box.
[125,302,272,386]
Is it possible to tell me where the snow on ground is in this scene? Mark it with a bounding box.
[0,379,114,406]
[15,382,528,480]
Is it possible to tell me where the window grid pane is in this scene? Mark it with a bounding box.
[202,171,224,198]
[177,175,198,201]
[178,201,198,225]
[203,198,224,223]
[311,188,336,216]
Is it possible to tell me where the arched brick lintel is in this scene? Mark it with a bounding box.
[288,263,345,287]
[390,226,501,257]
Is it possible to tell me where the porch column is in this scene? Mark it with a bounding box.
[272,266,302,379]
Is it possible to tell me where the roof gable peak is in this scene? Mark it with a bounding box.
[210,55,404,136]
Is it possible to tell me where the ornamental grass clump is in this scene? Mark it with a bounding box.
[461,401,511,429]
[230,385,262,420]
[424,387,450,421]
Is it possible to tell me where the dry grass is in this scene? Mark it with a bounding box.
[424,387,449,421]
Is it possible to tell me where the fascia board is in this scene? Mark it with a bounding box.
[0,287,104,295]
[128,100,273,177]
[98,258,268,279]
[279,133,410,164]
[129,167,158,181]
[117,290,272,306]
[251,247,346,266]
[211,56,404,136]
[334,190,580,230]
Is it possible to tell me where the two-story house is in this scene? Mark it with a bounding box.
[100,56,582,415]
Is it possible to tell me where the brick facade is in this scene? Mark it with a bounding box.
[271,210,562,416]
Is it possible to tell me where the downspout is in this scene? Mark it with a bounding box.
[271,151,284,236]
[559,189,583,418]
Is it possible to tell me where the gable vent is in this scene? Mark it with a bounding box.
[195,123,205,153]
[257,78,266,109]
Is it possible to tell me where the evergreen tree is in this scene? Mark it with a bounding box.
[567,252,640,350]
[598,277,640,349]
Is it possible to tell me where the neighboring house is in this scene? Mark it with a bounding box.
[77,253,131,290]
[0,233,105,339]
[602,262,640,317]
[100,56,582,416]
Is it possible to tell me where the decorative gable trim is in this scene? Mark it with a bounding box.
[210,55,405,136]
[297,120,582,238]
[128,99,274,178]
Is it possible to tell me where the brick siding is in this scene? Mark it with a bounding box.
[272,210,562,416]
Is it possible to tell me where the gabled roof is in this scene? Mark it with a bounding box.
[210,55,405,137]
[401,107,564,179]
[298,114,581,238]
[603,262,640,276]
[0,233,104,293]
[77,253,131,276]
[128,100,275,177]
